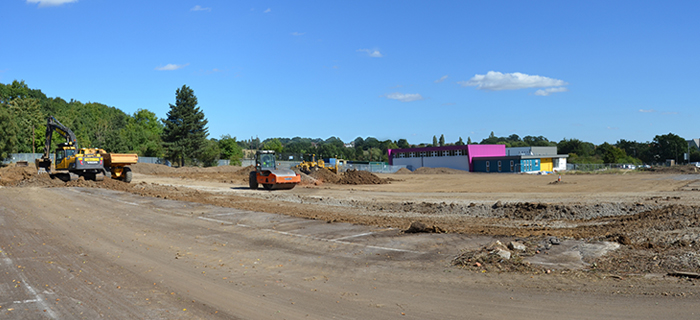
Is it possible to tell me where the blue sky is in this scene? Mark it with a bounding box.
[2,0,699,145]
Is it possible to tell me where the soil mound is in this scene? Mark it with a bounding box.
[394,168,413,174]
[130,163,177,174]
[404,221,445,233]
[133,163,254,184]
[308,167,341,184]
[642,165,700,174]
[131,163,252,180]
[548,180,576,185]
[291,168,317,185]
[0,165,63,187]
[339,170,388,185]
[0,165,38,185]
[412,167,469,174]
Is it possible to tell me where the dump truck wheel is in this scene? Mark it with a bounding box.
[249,171,258,190]
[263,183,273,190]
[123,167,133,183]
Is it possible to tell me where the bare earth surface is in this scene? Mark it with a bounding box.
[1,163,700,319]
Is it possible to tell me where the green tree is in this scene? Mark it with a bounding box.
[523,135,554,146]
[432,135,438,147]
[652,133,686,164]
[161,85,209,167]
[218,135,244,165]
[439,134,445,147]
[364,137,380,149]
[262,138,284,154]
[198,138,221,167]
[397,139,410,149]
[6,97,43,153]
[0,105,19,160]
[558,138,595,157]
[600,143,627,163]
[285,137,313,155]
[121,109,164,156]
[480,132,498,144]
[455,137,464,146]
[467,137,472,144]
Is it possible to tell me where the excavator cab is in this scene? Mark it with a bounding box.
[54,143,76,170]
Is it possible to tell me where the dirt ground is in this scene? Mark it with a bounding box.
[2,163,700,318]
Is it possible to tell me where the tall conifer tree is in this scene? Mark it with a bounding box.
[162,85,209,166]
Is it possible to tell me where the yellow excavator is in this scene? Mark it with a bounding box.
[35,116,138,182]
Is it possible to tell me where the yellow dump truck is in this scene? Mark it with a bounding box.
[100,151,138,183]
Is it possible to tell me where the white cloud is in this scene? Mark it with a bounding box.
[534,87,568,96]
[191,5,211,12]
[291,32,305,36]
[434,75,448,83]
[155,63,189,71]
[639,109,656,113]
[607,126,619,130]
[383,92,423,102]
[357,49,383,58]
[459,71,567,91]
[441,102,456,106]
[27,0,76,7]
[264,8,271,13]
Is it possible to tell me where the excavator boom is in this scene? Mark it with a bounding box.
[36,116,79,174]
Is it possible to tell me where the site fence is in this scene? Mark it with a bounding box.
[2,153,48,165]
[566,163,645,171]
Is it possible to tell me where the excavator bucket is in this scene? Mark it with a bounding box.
[35,158,52,174]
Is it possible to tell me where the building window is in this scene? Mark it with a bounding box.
[420,152,426,157]
[443,151,449,157]
[431,151,438,157]
[409,152,415,158]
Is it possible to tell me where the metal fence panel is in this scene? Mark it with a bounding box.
[344,163,406,173]
[565,163,645,171]
[2,153,48,165]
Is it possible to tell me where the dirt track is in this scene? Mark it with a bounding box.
[1,164,700,318]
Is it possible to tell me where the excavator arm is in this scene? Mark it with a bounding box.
[36,116,79,173]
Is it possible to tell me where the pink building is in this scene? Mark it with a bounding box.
[388,145,506,172]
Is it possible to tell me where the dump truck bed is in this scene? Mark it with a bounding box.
[102,153,138,167]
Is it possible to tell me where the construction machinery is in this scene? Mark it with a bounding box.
[326,158,347,174]
[102,152,138,183]
[295,154,319,174]
[249,150,300,190]
[35,116,138,183]
[295,154,346,174]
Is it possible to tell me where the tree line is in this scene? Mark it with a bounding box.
[1,80,696,166]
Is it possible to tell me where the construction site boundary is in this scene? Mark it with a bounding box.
[3,154,407,173]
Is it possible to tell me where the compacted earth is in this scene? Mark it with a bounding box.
[1,163,699,319]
